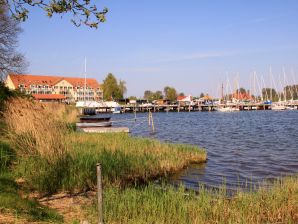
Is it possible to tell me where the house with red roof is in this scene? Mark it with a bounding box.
[5,74,103,102]
[231,91,254,102]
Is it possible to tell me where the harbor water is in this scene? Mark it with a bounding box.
[111,110,298,190]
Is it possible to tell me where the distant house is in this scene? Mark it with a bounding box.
[232,92,253,102]
[153,99,170,105]
[196,95,213,105]
[177,95,192,102]
[177,95,193,106]
[5,74,103,102]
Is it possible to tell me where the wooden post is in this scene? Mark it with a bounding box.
[148,110,151,126]
[97,163,104,224]
[134,109,137,121]
[150,111,155,132]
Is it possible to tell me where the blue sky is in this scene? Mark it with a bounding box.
[19,0,298,97]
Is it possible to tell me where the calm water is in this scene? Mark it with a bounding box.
[110,111,298,190]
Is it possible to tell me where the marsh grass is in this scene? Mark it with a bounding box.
[15,133,206,193]
[4,98,76,161]
[83,176,298,224]
[0,138,62,223]
[0,173,63,223]
[5,98,206,194]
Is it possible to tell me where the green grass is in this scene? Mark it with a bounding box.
[0,140,15,173]
[83,176,298,224]
[0,138,63,223]
[15,133,206,194]
[0,173,63,223]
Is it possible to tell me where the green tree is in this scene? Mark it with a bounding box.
[144,90,163,101]
[102,73,124,100]
[128,96,137,100]
[236,88,246,94]
[143,90,153,100]
[262,88,279,102]
[2,0,108,28]
[164,86,177,101]
[199,93,205,98]
[152,91,163,100]
[119,80,127,97]
[178,92,185,97]
[284,85,298,100]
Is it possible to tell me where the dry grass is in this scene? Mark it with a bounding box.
[4,98,77,161]
[4,98,205,193]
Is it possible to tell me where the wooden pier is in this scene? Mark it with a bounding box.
[92,102,298,113]
[77,127,130,133]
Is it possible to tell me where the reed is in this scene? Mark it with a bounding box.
[83,176,298,224]
[4,98,76,161]
[5,98,206,193]
[15,133,206,193]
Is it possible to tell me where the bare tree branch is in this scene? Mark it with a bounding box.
[0,4,27,80]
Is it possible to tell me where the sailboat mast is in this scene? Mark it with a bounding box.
[270,66,273,101]
[84,57,87,102]
[221,82,224,103]
[283,67,287,103]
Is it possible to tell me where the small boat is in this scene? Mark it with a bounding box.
[285,106,295,110]
[76,122,112,128]
[113,106,121,114]
[79,116,111,123]
[77,116,112,129]
[217,107,240,112]
[271,104,286,110]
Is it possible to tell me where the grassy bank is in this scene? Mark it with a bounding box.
[4,98,206,194]
[15,132,206,194]
[81,176,297,224]
[2,98,297,223]
[0,140,63,223]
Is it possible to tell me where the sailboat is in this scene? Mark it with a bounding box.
[76,58,102,109]
[270,69,286,111]
[216,78,240,112]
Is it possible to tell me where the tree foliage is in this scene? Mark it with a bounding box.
[164,86,177,101]
[1,0,108,28]
[262,88,279,102]
[236,88,247,94]
[101,73,126,100]
[284,85,298,100]
[119,80,127,97]
[0,81,28,111]
[143,90,163,101]
[0,4,27,80]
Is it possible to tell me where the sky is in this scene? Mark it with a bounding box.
[18,0,298,98]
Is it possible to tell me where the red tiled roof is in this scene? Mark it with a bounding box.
[177,95,186,101]
[32,94,66,100]
[9,74,100,89]
[232,92,253,100]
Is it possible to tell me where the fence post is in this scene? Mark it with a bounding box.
[97,163,104,224]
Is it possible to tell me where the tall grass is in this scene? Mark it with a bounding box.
[0,173,63,223]
[83,176,298,224]
[15,133,206,193]
[4,98,76,161]
[5,98,206,194]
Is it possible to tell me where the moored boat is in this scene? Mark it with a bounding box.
[217,107,240,112]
